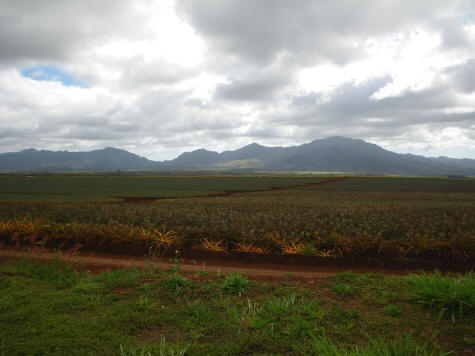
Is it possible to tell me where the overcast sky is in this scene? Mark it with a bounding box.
[1,0,474,160]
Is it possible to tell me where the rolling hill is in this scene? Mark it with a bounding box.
[1,137,474,176]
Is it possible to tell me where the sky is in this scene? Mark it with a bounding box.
[0,0,474,160]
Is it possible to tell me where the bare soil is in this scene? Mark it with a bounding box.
[0,247,418,281]
[119,177,348,202]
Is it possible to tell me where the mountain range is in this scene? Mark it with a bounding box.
[1,137,474,176]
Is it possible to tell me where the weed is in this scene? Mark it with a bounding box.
[162,275,190,295]
[137,282,155,291]
[0,258,79,288]
[91,268,141,290]
[167,250,183,275]
[302,245,318,256]
[135,296,155,312]
[185,300,211,324]
[119,337,188,356]
[223,273,253,297]
[382,304,403,317]
[405,271,475,320]
[264,293,298,316]
[119,344,153,356]
[463,336,474,346]
[251,294,313,335]
[227,298,261,334]
[310,334,341,355]
[363,334,452,356]
[336,271,359,282]
[310,334,451,356]
[331,283,361,297]
[194,270,210,276]
[167,265,181,275]
[73,280,104,294]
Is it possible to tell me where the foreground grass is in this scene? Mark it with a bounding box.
[0,258,474,355]
[406,271,475,321]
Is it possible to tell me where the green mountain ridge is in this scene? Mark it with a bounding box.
[1,137,474,176]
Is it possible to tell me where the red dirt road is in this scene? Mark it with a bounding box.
[119,176,347,202]
[0,248,415,280]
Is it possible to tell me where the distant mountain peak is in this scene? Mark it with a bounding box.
[1,137,474,175]
[243,142,263,148]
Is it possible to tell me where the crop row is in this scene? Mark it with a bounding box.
[1,182,473,262]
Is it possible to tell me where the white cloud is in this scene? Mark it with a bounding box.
[0,0,474,159]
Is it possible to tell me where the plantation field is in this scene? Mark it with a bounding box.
[0,176,474,265]
[0,175,330,202]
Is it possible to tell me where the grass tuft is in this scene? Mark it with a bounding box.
[311,334,450,356]
[382,304,403,317]
[331,283,361,297]
[405,271,475,320]
[0,258,79,288]
[119,337,188,356]
[162,275,190,294]
[223,273,253,297]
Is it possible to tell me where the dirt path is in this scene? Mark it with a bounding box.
[119,176,347,203]
[0,247,415,280]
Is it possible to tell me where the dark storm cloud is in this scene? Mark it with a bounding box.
[215,70,294,102]
[435,17,475,52]
[446,59,475,93]
[176,0,472,66]
[0,0,144,64]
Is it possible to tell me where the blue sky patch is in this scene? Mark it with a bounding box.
[21,65,87,88]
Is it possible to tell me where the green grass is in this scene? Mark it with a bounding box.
[1,258,473,355]
[162,275,190,295]
[405,271,475,320]
[331,283,361,297]
[311,334,451,355]
[223,273,253,297]
[381,305,403,317]
[119,338,188,356]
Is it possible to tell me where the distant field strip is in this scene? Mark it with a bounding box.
[0,175,334,202]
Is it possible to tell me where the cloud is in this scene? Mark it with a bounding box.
[176,0,473,66]
[119,57,197,89]
[446,59,475,93]
[0,0,147,64]
[0,0,475,159]
[214,67,294,102]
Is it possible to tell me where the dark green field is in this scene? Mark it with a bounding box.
[0,175,329,202]
[0,176,474,264]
